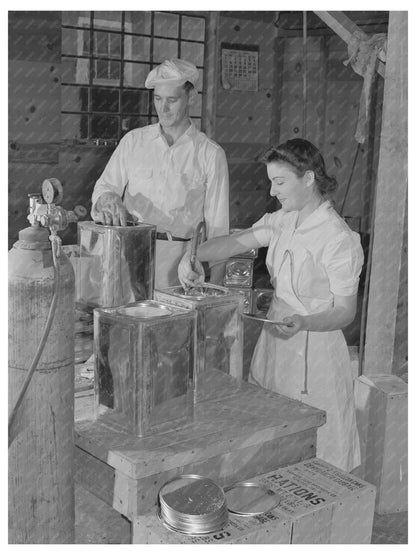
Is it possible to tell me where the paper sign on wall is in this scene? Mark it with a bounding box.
[221,43,259,92]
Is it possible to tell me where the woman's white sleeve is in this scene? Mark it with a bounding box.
[322,231,364,296]
[251,211,282,247]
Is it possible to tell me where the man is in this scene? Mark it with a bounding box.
[91,58,229,289]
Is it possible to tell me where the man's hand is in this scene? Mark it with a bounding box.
[178,251,205,289]
[94,192,134,226]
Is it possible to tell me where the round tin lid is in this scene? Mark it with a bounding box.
[224,482,281,517]
[116,301,172,319]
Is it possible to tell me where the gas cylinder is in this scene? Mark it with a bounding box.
[8,182,77,543]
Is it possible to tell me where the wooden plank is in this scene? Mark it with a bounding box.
[270,34,286,144]
[363,11,407,376]
[314,11,385,78]
[203,12,219,139]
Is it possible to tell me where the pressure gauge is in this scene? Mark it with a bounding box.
[42,178,64,204]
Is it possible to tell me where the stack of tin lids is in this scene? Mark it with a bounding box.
[158,474,228,535]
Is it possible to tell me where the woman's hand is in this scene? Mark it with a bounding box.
[273,314,305,338]
[178,251,205,289]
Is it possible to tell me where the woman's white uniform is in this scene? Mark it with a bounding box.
[250,201,364,471]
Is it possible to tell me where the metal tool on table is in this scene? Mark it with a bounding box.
[242,312,294,326]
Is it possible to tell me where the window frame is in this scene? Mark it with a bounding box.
[61,11,207,143]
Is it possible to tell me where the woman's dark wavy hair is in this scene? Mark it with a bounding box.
[261,138,337,196]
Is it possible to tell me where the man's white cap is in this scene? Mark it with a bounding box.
[145,58,199,89]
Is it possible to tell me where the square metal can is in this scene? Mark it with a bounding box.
[94,300,197,437]
[77,221,156,310]
[224,257,254,288]
[154,284,245,401]
[252,288,274,314]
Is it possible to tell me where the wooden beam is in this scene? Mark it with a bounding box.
[363,11,408,375]
[203,12,220,139]
[314,11,385,78]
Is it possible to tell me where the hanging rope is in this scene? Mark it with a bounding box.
[302,11,308,136]
[340,142,361,216]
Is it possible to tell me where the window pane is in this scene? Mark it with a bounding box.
[91,87,119,112]
[182,16,205,41]
[62,113,88,139]
[62,27,89,56]
[62,85,89,112]
[125,35,150,62]
[92,60,121,85]
[121,116,149,133]
[123,62,150,88]
[93,31,121,58]
[154,12,179,38]
[62,11,91,28]
[153,38,178,63]
[124,11,151,34]
[93,11,122,30]
[122,90,149,114]
[91,115,119,139]
[62,57,90,84]
[181,42,204,67]
[189,93,202,118]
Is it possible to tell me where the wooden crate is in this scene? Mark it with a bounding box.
[132,458,376,544]
[354,374,408,514]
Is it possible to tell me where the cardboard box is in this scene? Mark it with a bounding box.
[132,458,376,544]
[133,510,291,544]
[257,458,376,543]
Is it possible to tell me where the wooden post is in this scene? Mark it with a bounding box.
[363,11,407,377]
[313,11,385,77]
[353,12,408,515]
[204,12,220,139]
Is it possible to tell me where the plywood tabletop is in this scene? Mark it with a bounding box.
[75,372,325,480]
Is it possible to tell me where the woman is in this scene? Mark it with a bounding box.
[178,138,364,472]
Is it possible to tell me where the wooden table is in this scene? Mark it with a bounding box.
[75,372,325,534]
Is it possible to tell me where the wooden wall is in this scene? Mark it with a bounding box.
[216,14,278,228]
[9,11,112,248]
[9,11,385,241]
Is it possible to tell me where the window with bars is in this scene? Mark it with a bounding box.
[61,11,206,143]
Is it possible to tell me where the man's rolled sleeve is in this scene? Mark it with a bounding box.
[203,146,229,240]
[90,134,131,219]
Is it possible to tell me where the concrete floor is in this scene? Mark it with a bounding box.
[74,482,408,544]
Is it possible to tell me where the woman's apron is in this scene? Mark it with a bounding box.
[249,247,361,472]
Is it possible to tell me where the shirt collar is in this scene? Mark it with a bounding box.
[151,120,198,144]
[295,200,333,232]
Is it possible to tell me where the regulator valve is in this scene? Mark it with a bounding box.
[27,178,86,232]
